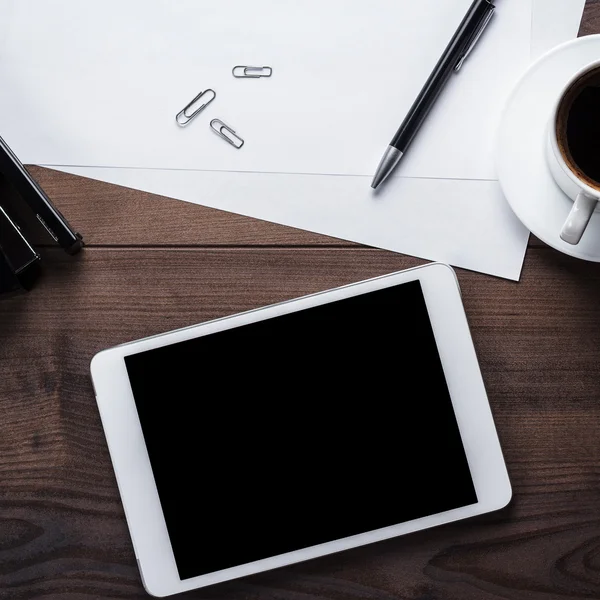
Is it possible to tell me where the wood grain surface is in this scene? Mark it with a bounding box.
[2,4,600,600]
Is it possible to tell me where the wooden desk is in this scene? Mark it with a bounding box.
[2,7,600,599]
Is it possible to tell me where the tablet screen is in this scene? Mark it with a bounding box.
[124,280,477,581]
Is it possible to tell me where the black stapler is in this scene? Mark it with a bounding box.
[0,135,83,296]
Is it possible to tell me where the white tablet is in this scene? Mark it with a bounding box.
[90,262,511,598]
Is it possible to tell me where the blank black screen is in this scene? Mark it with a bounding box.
[125,280,477,581]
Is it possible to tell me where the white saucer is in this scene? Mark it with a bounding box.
[495,34,600,262]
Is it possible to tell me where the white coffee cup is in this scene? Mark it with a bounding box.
[546,60,600,246]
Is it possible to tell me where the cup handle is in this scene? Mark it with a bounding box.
[560,192,598,245]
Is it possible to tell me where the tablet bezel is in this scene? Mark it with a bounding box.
[90,262,511,597]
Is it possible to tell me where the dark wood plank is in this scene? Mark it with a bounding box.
[15,166,544,254]
[1,247,600,600]
[7,166,352,248]
[580,0,600,36]
[6,165,572,253]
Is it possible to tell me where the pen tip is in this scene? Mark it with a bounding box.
[371,147,403,190]
[371,171,386,190]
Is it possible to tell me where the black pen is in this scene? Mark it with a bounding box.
[0,135,83,254]
[371,0,496,189]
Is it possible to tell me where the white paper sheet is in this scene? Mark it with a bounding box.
[531,0,586,60]
[0,0,531,181]
[3,0,586,282]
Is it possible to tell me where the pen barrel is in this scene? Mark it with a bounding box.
[391,0,493,151]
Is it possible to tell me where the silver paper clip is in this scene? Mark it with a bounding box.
[210,119,244,149]
[176,89,216,126]
[232,66,272,78]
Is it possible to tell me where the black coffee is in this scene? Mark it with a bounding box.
[556,68,600,189]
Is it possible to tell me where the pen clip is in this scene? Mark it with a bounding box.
[454,4,495,72]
